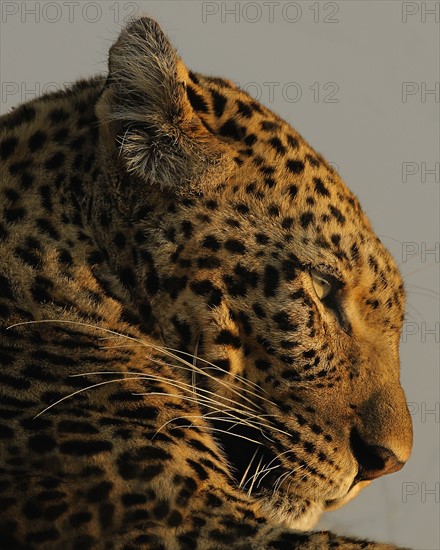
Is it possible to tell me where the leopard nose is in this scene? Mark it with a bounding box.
[350,428,406,481]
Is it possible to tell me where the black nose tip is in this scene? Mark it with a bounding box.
[350,428,405,481]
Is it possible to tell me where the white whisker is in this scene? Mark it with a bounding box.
[239,448,259,489]
[192,335,200,404]
[33,376,143,418]
[72,370,261,417]
[248,454,264,496]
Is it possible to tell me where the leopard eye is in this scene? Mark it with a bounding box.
[310,269,333,300]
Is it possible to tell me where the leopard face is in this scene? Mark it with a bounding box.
[94,18,413,529]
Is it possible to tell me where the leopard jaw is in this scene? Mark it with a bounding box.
[257,479,368,531]
[259,492,325,531]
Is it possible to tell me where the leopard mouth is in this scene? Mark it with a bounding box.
[210,415,359,507]
[210,416,332,530]
[324,479,371,511]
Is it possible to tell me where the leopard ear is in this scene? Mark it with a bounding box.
[96,17,233,191]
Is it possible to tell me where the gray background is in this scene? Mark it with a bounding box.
[1,1,438,548]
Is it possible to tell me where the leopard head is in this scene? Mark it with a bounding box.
[95,17,413,529]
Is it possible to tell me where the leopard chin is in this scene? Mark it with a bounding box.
[258,479,371,531]
[324,480,372,511]
[259,492,325,531]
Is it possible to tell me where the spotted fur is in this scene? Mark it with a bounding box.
[0,17,412,549]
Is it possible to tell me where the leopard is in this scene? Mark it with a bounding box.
[0,16,413,550]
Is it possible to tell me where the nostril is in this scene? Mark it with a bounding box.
[349,428,405,481]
